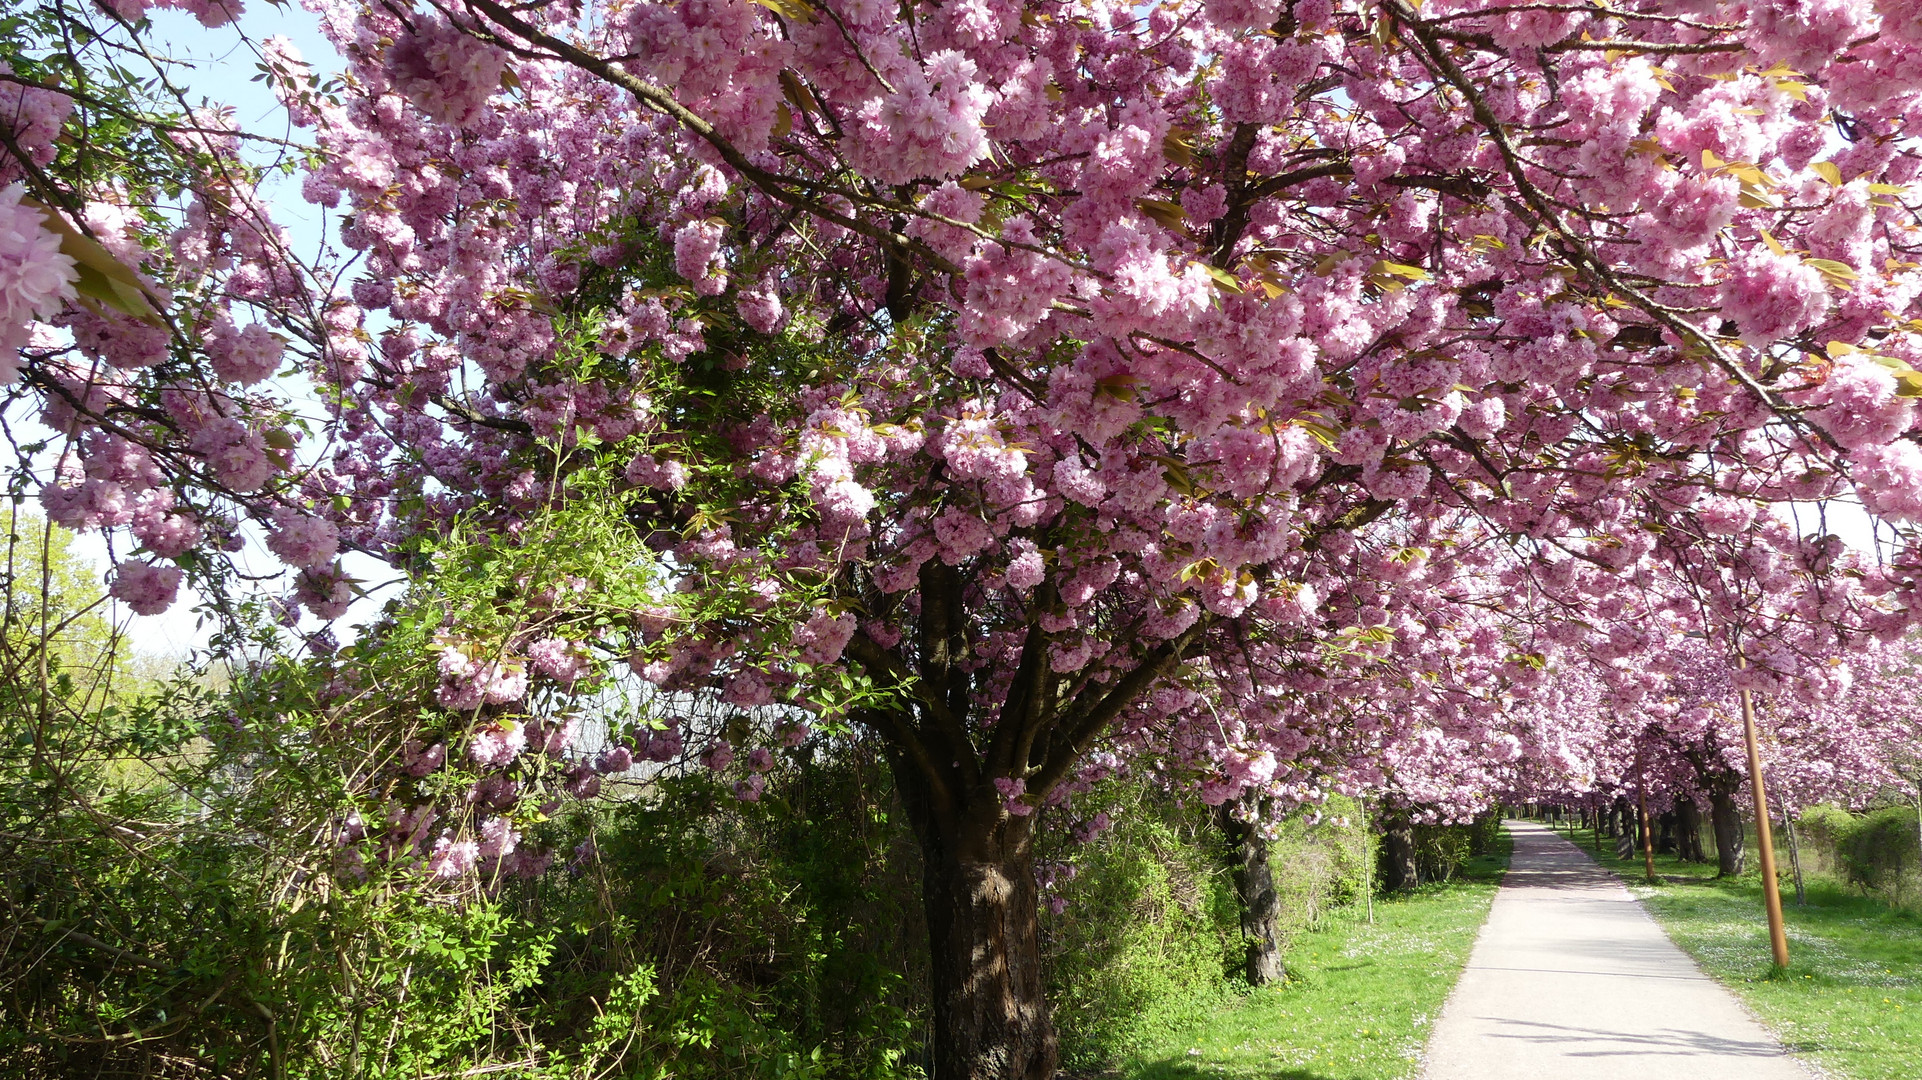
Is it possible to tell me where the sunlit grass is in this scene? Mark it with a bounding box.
[1563,822,1922,1080]
[1116,834,1509,1080]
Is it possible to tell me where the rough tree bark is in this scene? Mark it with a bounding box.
[852,562,1209,1080]
[1709,787,1747,877]
[1215,794,1285,985]
[1675,799,1707,863]
[893,757,1057,1080]
[1380,816,1419,892]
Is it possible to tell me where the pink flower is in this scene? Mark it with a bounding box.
[527,636,590,683]
[1852,441,1922,521]
[266,507,340,568]
[736,287,785,333]
[110,560,183,616]
[1719,250,1831,348]
[0,183,77,383]
[1813,356,1915,450]
[131,492,203,558]
[995,776,1034,816]
[477,816,519,861]
[191,419,274,492]
[625,453,689,490]
[428,834,478,879]
[402,741,446,777]
[673,220,726,295]
[382,13,506,127]
[468,721,528,768]
[207,319,284,385]
[1696,496,1757,536]
[794,609,856,664]
[295,563,353,621]
[1005,541,1045,590]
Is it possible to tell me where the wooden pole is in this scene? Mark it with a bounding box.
[1737,682,1791,969]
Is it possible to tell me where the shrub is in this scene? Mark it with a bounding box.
[1040,789,1239,1071]
[1793,803,1922,911]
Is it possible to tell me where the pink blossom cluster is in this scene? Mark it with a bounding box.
[0,184,76,383]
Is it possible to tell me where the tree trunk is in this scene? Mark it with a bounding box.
[1709,788,1747,877]
[1676,799,1706,863]
[1657,811,1677,854]
[1215,796,1284,985]
[1614,800,1637,860]
[1782,812,1806,905]
[894,759,1057,1080]
[1381,816,1419,892]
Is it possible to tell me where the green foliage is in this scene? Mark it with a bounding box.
[1040,793,1374,1072]
[1122,829,1511,1080]
[1382,815,1501,887]
[1263,800,1369,936]
[575,757,928,1080]
[1040,789,1240,1069]
[1797,804,1922,910]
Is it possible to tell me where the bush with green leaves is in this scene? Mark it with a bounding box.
[1798,803,1922,909]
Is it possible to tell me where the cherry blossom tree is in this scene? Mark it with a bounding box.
[12,0,1922,1074]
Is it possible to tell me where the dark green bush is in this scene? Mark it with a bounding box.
[578,755,929,1080]
[1039,792,1368,1072]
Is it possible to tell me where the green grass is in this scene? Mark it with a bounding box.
[1116,833,1510,1080]
[1554,821,1922,1080]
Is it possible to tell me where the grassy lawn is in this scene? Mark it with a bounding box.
[1555,821,1922,1080]
[1117,833,1509,1080]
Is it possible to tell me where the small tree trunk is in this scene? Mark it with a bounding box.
[895,759,1056,1080]
[1381,816,1419,892]
[1782,811,1806,906]
[1709,788,1747,877]
[1614,800,1636,860]
[1362,804,1375,925]
[1215,795,1284,985]
[1657,811,1678,854]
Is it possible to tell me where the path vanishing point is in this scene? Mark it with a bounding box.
[1422,820,1811,1080]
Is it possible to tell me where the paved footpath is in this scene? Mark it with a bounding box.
[1423,820,1811,1080]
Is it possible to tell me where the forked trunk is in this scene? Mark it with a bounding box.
[1380,816,1419,892]
[894,757,1057,1080]
[1215,795,1284,985]
[1709,788,1747,877]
